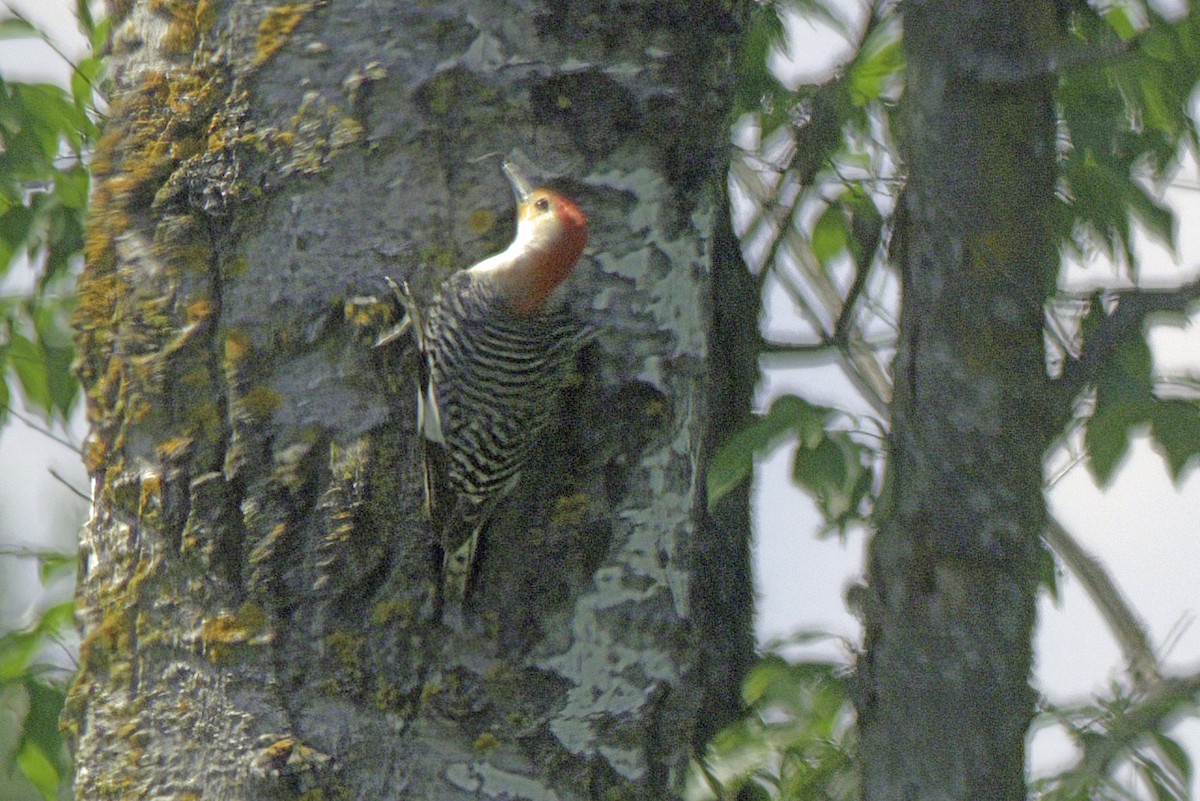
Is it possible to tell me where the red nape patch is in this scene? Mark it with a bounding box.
[553,194,587,233]
[511,192,588,315]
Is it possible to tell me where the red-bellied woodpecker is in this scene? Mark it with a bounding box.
[382,157,589,625]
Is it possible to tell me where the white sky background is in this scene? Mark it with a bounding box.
[2,0,1200,792]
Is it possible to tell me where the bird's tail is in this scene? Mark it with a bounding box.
[439,520,482,628]
[425,440,496,630]
[438,504,497,631]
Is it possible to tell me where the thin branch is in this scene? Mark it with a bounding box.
[760,334,896,355]
[749,171,806,285]
[832,220,882,346]
[1042,515,1162,690]
[0,544,74,560]
[0,2,103,104]
[772,234,893,415]
[2,404,80,453]
[1045,449,1087,491]
[45,630,80,670]
[50,468,90,502]
[1054,278,1200,420]
[772,242,835,340]
[1073,668,1200,780]
[759,338,838,355]
[841,336,892,413]
[1155,374,1200,401]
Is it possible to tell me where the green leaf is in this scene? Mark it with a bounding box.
[1152,732,1192,784]
[1102,6,1136,41]
[793,433,872,531]
[810,203,849,268]
[848,18,903,105]
[0,629,41,683]
[794,437,848,496]
[0,17,38,39]
[89,15,111,61]
[42,340,77,422]
[1058,4,1200,270]
[53,165,89,211]
[1126,182,1175,256]
[1149,401,1200,482]
[35,600,74,641]
[1059,156,1136,266]
[708,395,832,509]
[1038,546,1060,603]
[0,369,9,425]
[1099,330,1154,401]
[71,55,103,110]
[706,429,762,511]
[37,550,76,585]
[15,739,58,801]
[75,0,95,36]
[7,332,52,415]
[1084,317,1156,485]
[844,187,884,268]
[20,679,67,776]
[1140,23,1177,63]
[1084,400,1143,486]
[12,84,90,159]
[42,203,86,285]
[741,654,797,707]
[733,3,786,122]
[737,779,772,801]
[0,204,33,274]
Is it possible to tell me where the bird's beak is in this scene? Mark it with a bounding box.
[502,156,535,203]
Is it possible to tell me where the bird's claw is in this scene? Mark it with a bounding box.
[374,276,421,348]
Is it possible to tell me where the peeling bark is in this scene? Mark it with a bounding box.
[67,1,755,799]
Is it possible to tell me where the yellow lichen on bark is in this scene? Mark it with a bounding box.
[254,3,314,66]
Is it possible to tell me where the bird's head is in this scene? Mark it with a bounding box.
[482,159,588,316]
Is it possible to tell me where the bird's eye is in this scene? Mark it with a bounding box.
[534,197,550,213]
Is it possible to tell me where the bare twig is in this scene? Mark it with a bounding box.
[1053,278,1200,423]
[760,334,896,356]
[758,338,838,355]
[2,404,80,453]
[1073,667,1200,779]
[0,1,103,105]
[0,543,74,560]
[50,468,90,502]
[1042,515,1162,690]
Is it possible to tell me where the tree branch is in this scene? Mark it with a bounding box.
[1042,515,1161,690]
[759,334,895,356]
[1,404,81,453]
[831,202,883,347]
[1073,668,1200,781]
[50,468,90,503]
[832,252,872,347]
[0,1,106,111]
[758,338,837,355]
[1053,278,1200,420]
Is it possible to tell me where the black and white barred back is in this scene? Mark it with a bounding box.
[419,270,585,600]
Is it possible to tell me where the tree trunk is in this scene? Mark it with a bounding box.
[65,1,755,798]
[857,2,1062,799]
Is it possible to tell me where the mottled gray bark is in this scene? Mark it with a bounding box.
[66,1,754,799]
[856,2,1062,799]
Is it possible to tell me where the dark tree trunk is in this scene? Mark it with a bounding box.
[857,2,1063,799]
[65,1,756,798]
